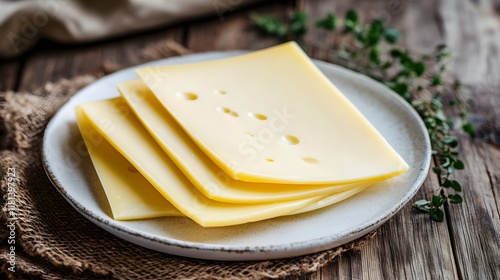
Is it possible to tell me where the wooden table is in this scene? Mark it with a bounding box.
[1,0,498,279]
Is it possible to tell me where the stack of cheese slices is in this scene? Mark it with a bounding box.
[75,42,409,227]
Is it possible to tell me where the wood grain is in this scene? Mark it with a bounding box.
[16,28,185,92]
[301,1,459,278]
[439,0,500,85]
[445,137,500,280]
[187,0,293,51]
[436,1,500,279]
[0,62,20,92]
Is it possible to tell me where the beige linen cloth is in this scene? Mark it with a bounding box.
[0,0,261,58]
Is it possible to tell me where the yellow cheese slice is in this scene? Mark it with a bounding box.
[290,184,371,215]
[75,107,183,220]
[136,41,409,184]
[78,102,371,219]
[77,98,328,227]
[78,101,373,219]
[118,80,370,203]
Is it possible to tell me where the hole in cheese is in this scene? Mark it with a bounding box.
[302,157,319,164]
[229,111,239,117]
[176,92,198,100]
[214,90,226,95]
[248,113,268,121]
[217,107,231,114]
[266,158,275,162]
[282,135,300,145]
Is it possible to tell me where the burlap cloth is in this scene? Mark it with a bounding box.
[0,45,377,279]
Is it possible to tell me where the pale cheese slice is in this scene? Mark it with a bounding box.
[79,101,371,219]
[77,98,328,227]
[136,41,409,184]
[290,184,371,215]
[118,80,370,203]
[75,107,182,220]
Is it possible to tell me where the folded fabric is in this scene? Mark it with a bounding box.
[0,0,262,58]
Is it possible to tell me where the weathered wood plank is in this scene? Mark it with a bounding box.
[435,1,500,279]
[17,44,101,92]
[302,0,459,279]
[439,0,500,85]
[187,1,293,52]
[99,28,186,73]
[17,28,185,92]
[439,0,500,147]
[443,137,500,280]
[0,62,20,92]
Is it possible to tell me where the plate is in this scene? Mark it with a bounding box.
[42,51,431,261]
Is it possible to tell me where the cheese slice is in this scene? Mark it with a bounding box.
[78,102,371,219]
[118,80,370,203]
[75,107,183,220]
[136,41,409,184]
[290,184,370,215]
[77,98,328,227]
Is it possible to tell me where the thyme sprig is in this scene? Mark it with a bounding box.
[251,10,474,222]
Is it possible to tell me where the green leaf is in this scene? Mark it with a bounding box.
[363,19,385,47]
[290,11,308,37]
[344,9,358,33]
[454,80,463,90]
[454,160,465,170]
[443,136,458,148]
[430,208,444,222]
[345,9,358,24]
[432,166,442,175]
[250,13,288,37]
[447,166,455,175]
[430,98,443,109]
[384,28,400,44]
[449,194,463,204]
[450,180,462,192]
[315,13,337,30]
[442,178,452,188]
[463,123,476,136]
[382,61,393,69]
[435,111,447,122]
[415,200,431,212]
[392,83,409,96]
[413,62,426,76]
[432,195,445,207]
[425,117,437,128]
[369,46,381,64]
[438,46,451,58]
[399,51,412,66]
[431,75,443,86]
[415,199,429,207]
[441,156,451,168]
[390,48,402,58]
[437,44,447,51]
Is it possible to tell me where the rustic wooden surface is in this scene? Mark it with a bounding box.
[1,0,498,279]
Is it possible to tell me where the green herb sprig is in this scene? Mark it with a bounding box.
[251,10,474,222]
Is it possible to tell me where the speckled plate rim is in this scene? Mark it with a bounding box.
[42,51,431,261]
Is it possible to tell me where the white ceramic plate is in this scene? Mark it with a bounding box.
[42,51,431,261]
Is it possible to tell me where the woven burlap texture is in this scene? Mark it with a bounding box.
[0,75,376,279]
